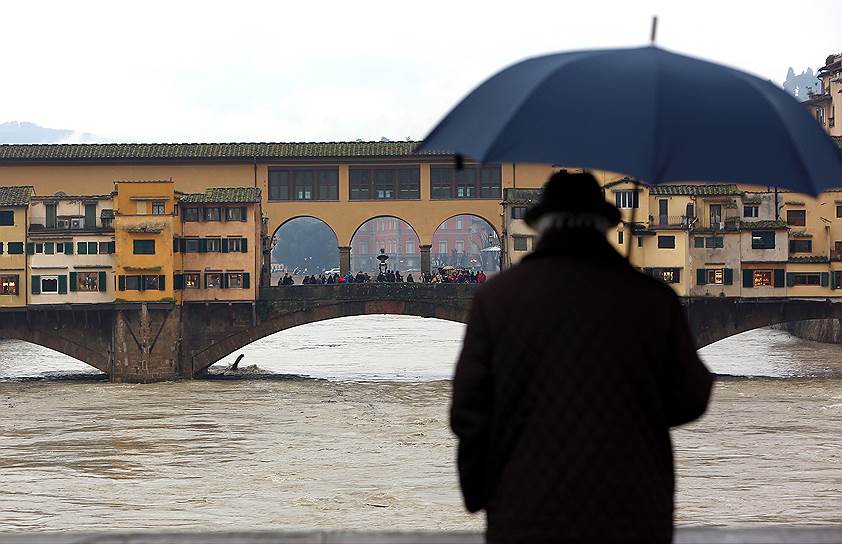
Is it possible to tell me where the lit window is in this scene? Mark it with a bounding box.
[614,190,639,209]
[706,269,724,285]
[227,273,244,289]
[76,272,100,292]
[753,270,773,287]
[206,272,223,289]
[184,273,201,289]
[0,275,19,295]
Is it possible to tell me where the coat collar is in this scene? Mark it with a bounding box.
[522,228,629,265]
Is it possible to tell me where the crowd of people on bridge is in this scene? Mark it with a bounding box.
[277,268,487,286]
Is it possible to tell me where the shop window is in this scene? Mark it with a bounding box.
[227,273,244,289]
[0,275,19,295]
[706,269,724,285]
[143,275,161,290]
[76,272,100,292]
[753,270,773,287]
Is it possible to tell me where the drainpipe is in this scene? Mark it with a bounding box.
[774,186,779,221]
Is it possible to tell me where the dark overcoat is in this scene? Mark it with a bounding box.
[450,228,713,543]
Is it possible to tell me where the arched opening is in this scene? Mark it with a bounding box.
[204,315,466,380]
[272,217,339,283]
[0,338,106,380]
[350,216,420,274]
[432,214,501,273]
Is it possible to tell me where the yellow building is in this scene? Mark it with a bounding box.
[0,186,33,307]
[176,187,262,302]
[28,194,116,304]
[113,180,179,302]
[805,53,842,137]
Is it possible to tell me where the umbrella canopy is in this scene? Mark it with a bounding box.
[416,46,842,195]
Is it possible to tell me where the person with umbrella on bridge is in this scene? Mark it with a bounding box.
[425,32,842,543]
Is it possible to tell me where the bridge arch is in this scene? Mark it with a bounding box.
[431,213,501,271]
[350,215,422,273]
[0,329,111,374]
[271,215,340,276]
[189,296,469,375]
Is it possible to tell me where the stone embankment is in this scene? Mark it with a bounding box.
[778,318,842,344]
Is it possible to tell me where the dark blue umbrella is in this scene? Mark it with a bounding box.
[416,46,842,195]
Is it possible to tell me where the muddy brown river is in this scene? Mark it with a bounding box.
[0,316,840,531]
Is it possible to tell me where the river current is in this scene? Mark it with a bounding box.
[0,316,841,531]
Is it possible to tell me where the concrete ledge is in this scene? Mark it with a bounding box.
[2,528,841,544]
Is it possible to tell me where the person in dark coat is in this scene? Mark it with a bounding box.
[450,171,713,544]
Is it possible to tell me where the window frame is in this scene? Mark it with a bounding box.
[184,272,201,289]
[792,273,821,286]
[657,235,676,249]
[133,239,156,255]
[268,167,340,201]
[183,207,200,222]
[349,166,421,201]
[40,275,59,294]
[429,165,501,200]
[706,268,725,285]
[751,230,776,250]
[744,205,759,218]
[786,209,806,227]
[614,190,640,209]
[151,201,166,215]
[0,274,19,295]
[513,236,528,251]
[0,210,14,226]
[752,269,774,287]
[76,271,100,292]
[789,239,813,253]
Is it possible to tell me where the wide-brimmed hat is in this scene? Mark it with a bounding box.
[524,171,621,228]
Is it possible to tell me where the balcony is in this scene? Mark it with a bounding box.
[694,216,741,232]
[648,215,696,229]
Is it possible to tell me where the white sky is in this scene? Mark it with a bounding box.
[1,0,839,143]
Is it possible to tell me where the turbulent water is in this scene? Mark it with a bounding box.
[0,316,841,531]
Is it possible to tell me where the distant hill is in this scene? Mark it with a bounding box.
[0,121,103,144]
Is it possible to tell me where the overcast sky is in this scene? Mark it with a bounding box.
[1,0,839,143]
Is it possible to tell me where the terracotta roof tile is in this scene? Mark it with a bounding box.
[0,185,33,206]
[179,187,261,204]
[650,184,741,196]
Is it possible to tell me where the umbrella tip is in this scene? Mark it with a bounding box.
[650,15,658,45]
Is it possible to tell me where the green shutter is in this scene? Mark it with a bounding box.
[88,242,98,254]
[31,275,40,294]
[832,272,838,290]
[174,274,183,290]
[724,268,734,285]
[199,239,207,253]
[696,268,707,286]
[0,242,4,254]
[204,273,209,288]
[786,272,795,287]
[58,275,67,294]
[77,242,87,255]
[241,238,248,253]
[222,273,229,289]
[69,272,77,292]
[25,242,34,255]
[118,275,125,291]
[99,272,107,292]
[159,275,166,291]
[821,272,829,287]
[109,241,116,254]
[65,242,73,254]
[173,238,180,253]
[84,204,96,227]
[242,272,250,289]
[774,269,785,288]
[742,269,753,288]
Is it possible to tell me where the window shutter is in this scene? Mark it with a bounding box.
[25,242,34,255]
[786,272,795,287]
[204,273,209,288]
[742,269,753,288]
[65,242,73,254]
[240,207,247,221]
[674,269,681,284]
[199,239,207,253]
[98,272,107,292]
[58,275,68,294]
[159,275,166,291]
[696,268,707,286]
[821,272,829,287]
[0,242,4,254]
[832,273,838,290]
[31,275,41,294]
[222,273,229,289]
[109,241,116,254]
[69,272,77,292]
[173,238,180,253]
[724,268,733,285]
[242,272,250,289]
[179,238,186,252]
[221,207,228,222]
[119,275,125,291]
[221,239,229,253]
[774,269,785,288]
[174,274,183,290]
[77,242,87,255]
[241,238,248,253]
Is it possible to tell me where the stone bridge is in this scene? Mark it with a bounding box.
[1,284,841,382]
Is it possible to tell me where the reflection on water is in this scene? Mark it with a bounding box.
[0,317,841,531]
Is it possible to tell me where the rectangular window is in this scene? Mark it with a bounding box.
[513,236,528,251]
[348,167,421,200]
[7,242,23,254]
[614,190,640,209]
[133,239,156,255]
[40,276,59,294]
[87,242,98,254]
[405,240,414,254]
[753,270,773,287]
[183,207,200,222]
[693,236,705,248]
[455,240,465,253]
[184,273,201,289]
[227,273,244,289]
[46,204,56,228]
[706,269,724,285]
[647,267,681,284]
[657,236,676,249]
[792,273,821,286]
[618,231,624,245]
[226,238,247,252]
[0,275,19,295]
[744,205,759,218]
[125,276,141,290]
[789,239,813,253]
[374,169,396,199]
[206,238,222,252]
[837,205,842,218]
[438,241,448,254]
[184,239,199,253]
[35,243,44,254]
[56,242,64,254]
[85,203,97,227]
[269,167,339,201]
[398,168,421,199]
[0,210,14,226]
[751,231,776,249]
[76,272,100,292]
[204,207,221,221]
[224,207,246,221]
[44,242,54,254]
[787,210,806,226]
[430,165,501,199]
[205,272,223,289]
[151,202,166,215]
[705,236,724,249]
[511,206,527,220]
[143,275,160,290]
